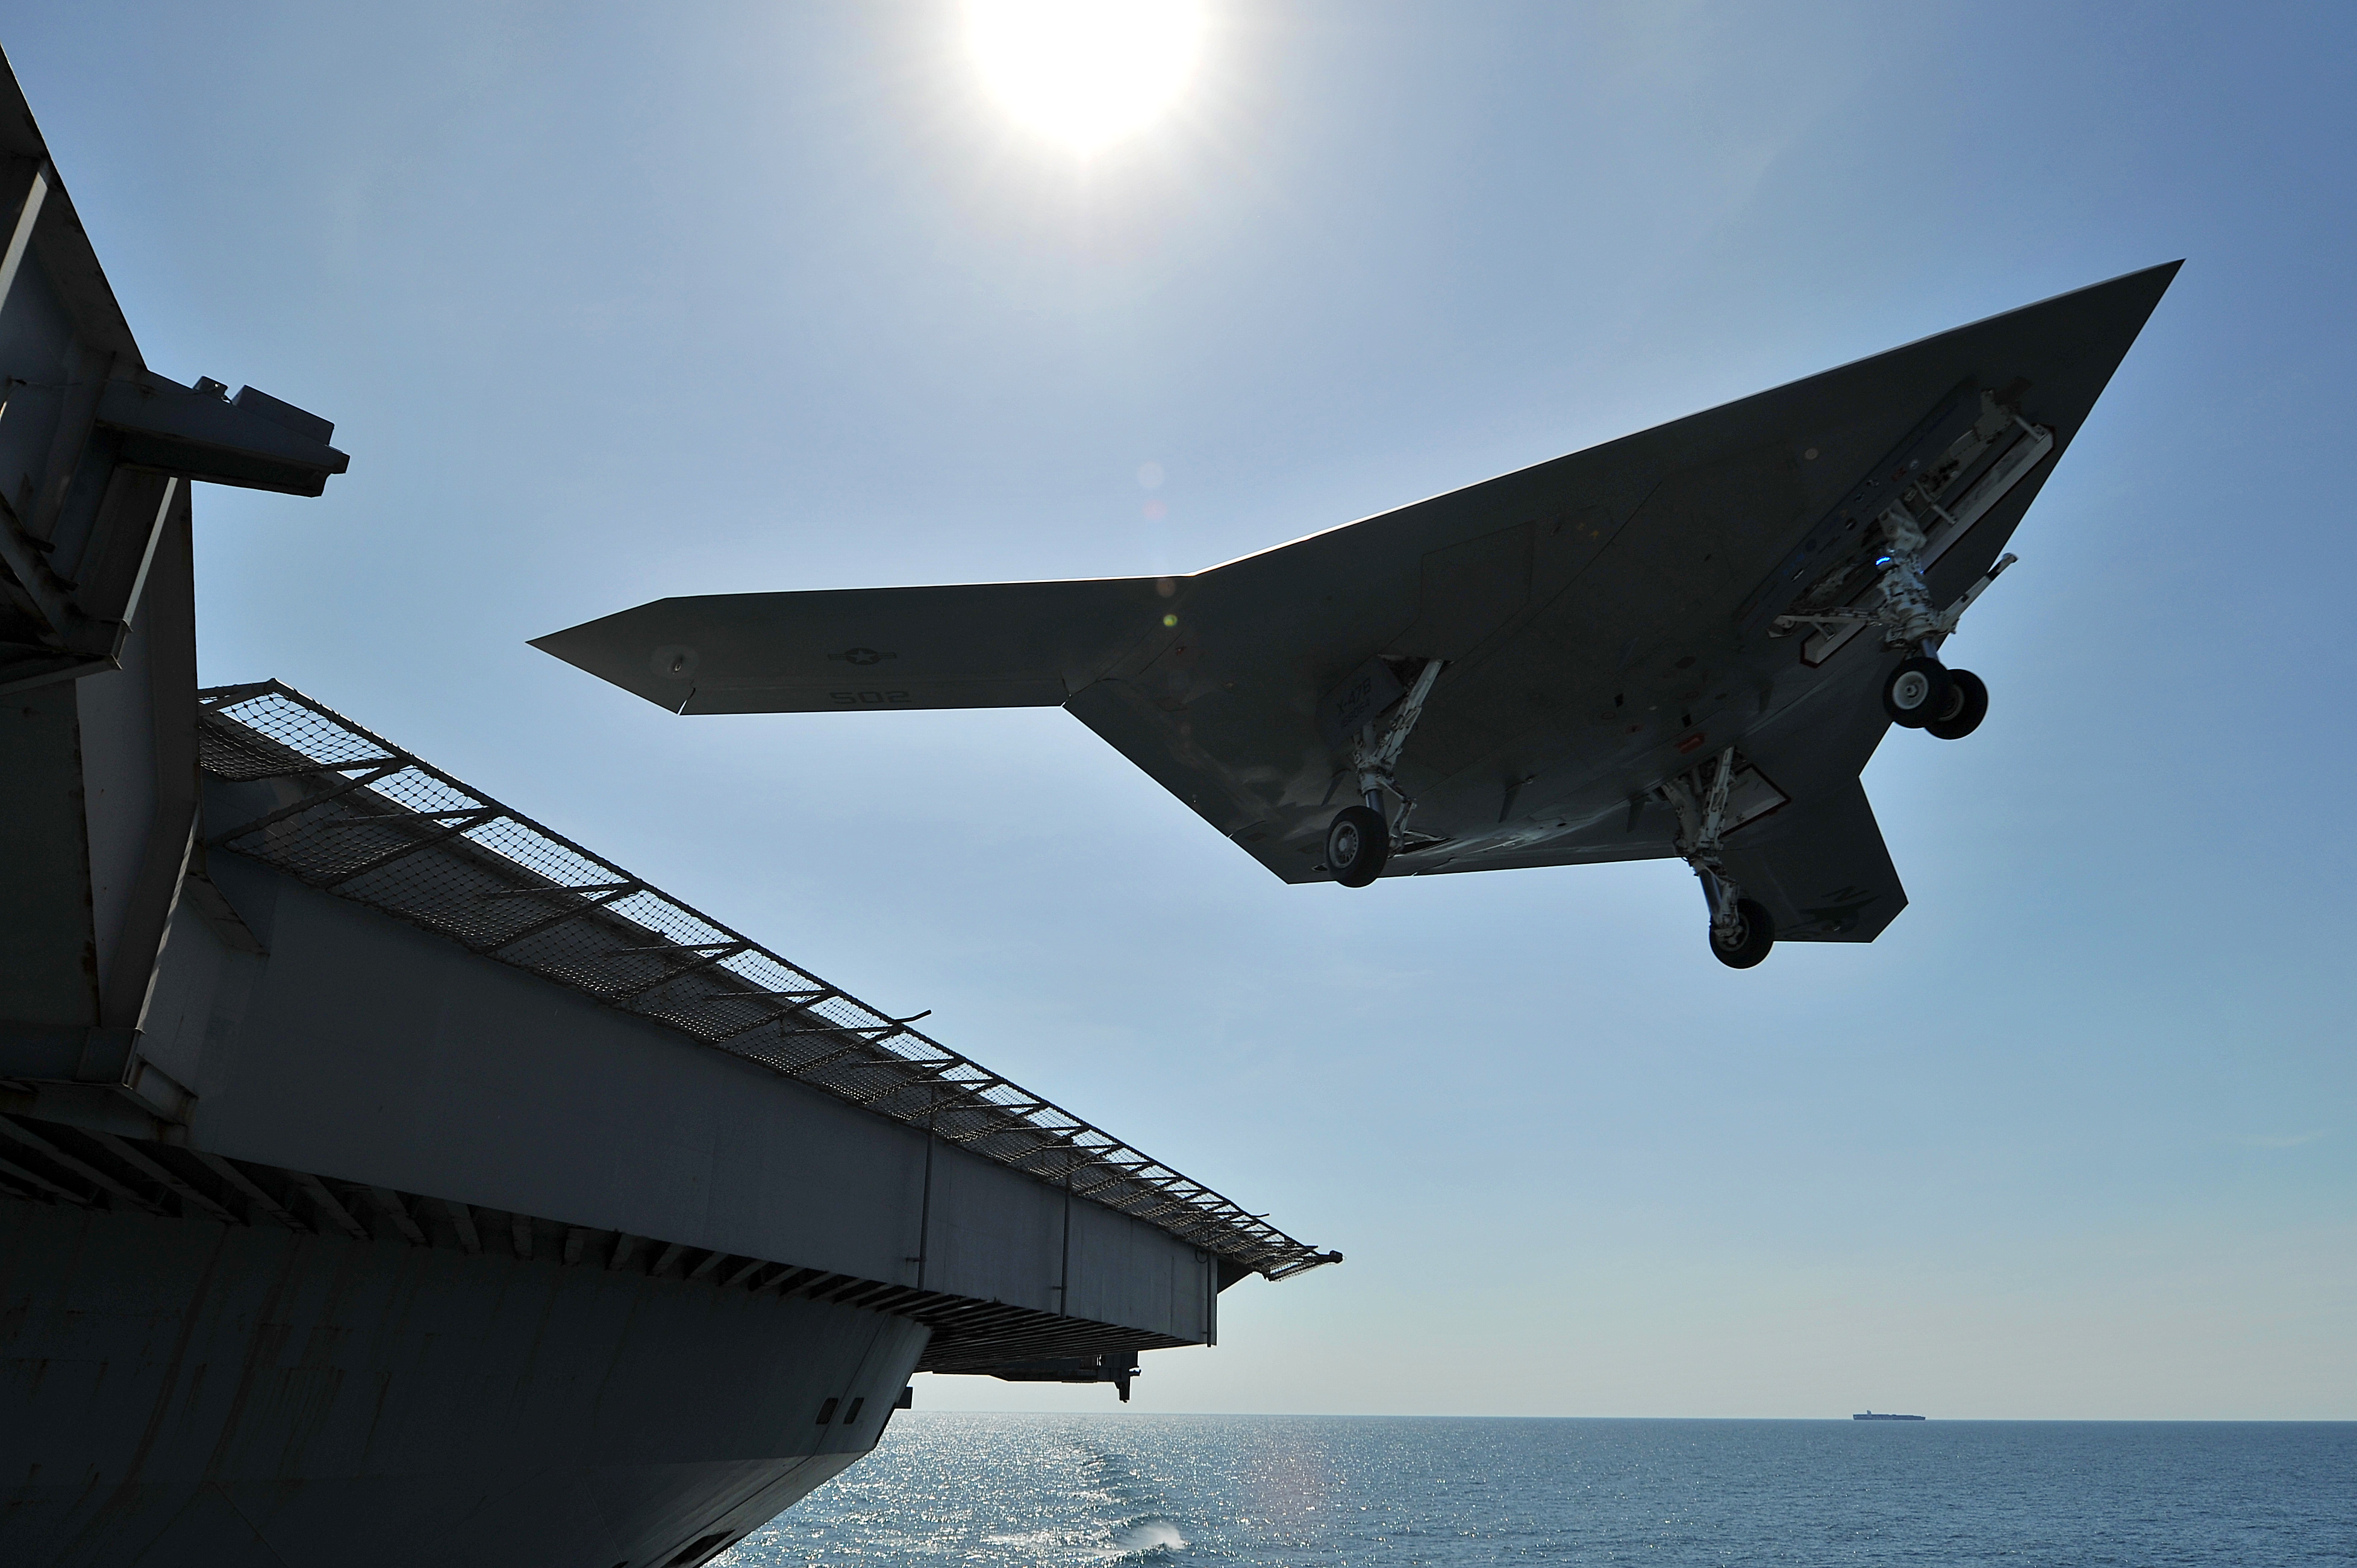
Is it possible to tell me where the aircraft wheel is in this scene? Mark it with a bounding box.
[1325,805,1391,888]
[1882,656,1953,728]
[1709,898,1775,969]
[1924,669,1988,740]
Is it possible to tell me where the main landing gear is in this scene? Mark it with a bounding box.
[1658,746,1776,969]
[1323,658,1444,889]
[1883,658,1988,739]
[1775,496,2020,745]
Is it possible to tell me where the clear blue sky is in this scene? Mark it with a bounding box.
[11,2,2352,1418]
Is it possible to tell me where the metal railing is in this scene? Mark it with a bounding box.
[195,680,1339,1281]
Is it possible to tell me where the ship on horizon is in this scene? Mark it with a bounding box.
[1854,1411,1928,1421]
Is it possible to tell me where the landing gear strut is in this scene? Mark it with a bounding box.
[1324,658,1444,889]
[1658,746,1777,969]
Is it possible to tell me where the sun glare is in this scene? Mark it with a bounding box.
[965,0,1205,152]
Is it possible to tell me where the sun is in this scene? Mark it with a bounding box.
[964,0,1206,152]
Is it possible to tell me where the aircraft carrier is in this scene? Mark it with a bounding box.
[0,51,1333,1568]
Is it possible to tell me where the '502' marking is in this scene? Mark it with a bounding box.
[830,690,912,705]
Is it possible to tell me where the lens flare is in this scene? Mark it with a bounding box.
[964,0,1205,151]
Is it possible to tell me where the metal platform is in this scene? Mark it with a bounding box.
[196,679,1338,1283]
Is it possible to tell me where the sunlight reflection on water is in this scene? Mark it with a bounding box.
[719,1413,2356,1567]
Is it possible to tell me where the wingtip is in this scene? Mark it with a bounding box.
[2117,258,2185,328]
[2043,260,2182,343]
[525,617,604,665]
[2089,258,2184,301]
[524,622,618,690]
[525,628,587,665]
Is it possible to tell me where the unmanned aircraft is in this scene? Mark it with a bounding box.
[536,264,2176,967]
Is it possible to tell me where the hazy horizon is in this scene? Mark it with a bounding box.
[886,1410,2356,1422]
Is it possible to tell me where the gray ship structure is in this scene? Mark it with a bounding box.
[0,50,1332,1568]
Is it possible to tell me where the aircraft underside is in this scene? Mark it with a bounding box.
[535,264,2179,967]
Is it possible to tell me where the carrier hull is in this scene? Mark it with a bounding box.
[0,1195,922,1567]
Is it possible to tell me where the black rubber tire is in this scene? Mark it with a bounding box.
[1710,898,1776,969]
[1325,805,1391,888]
[1882,656,1953,728]
[1924,668,1988,740]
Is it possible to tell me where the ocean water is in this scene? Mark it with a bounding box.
[718,1414,2355,1566]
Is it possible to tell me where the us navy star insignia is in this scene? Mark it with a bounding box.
[828,647,898,666]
